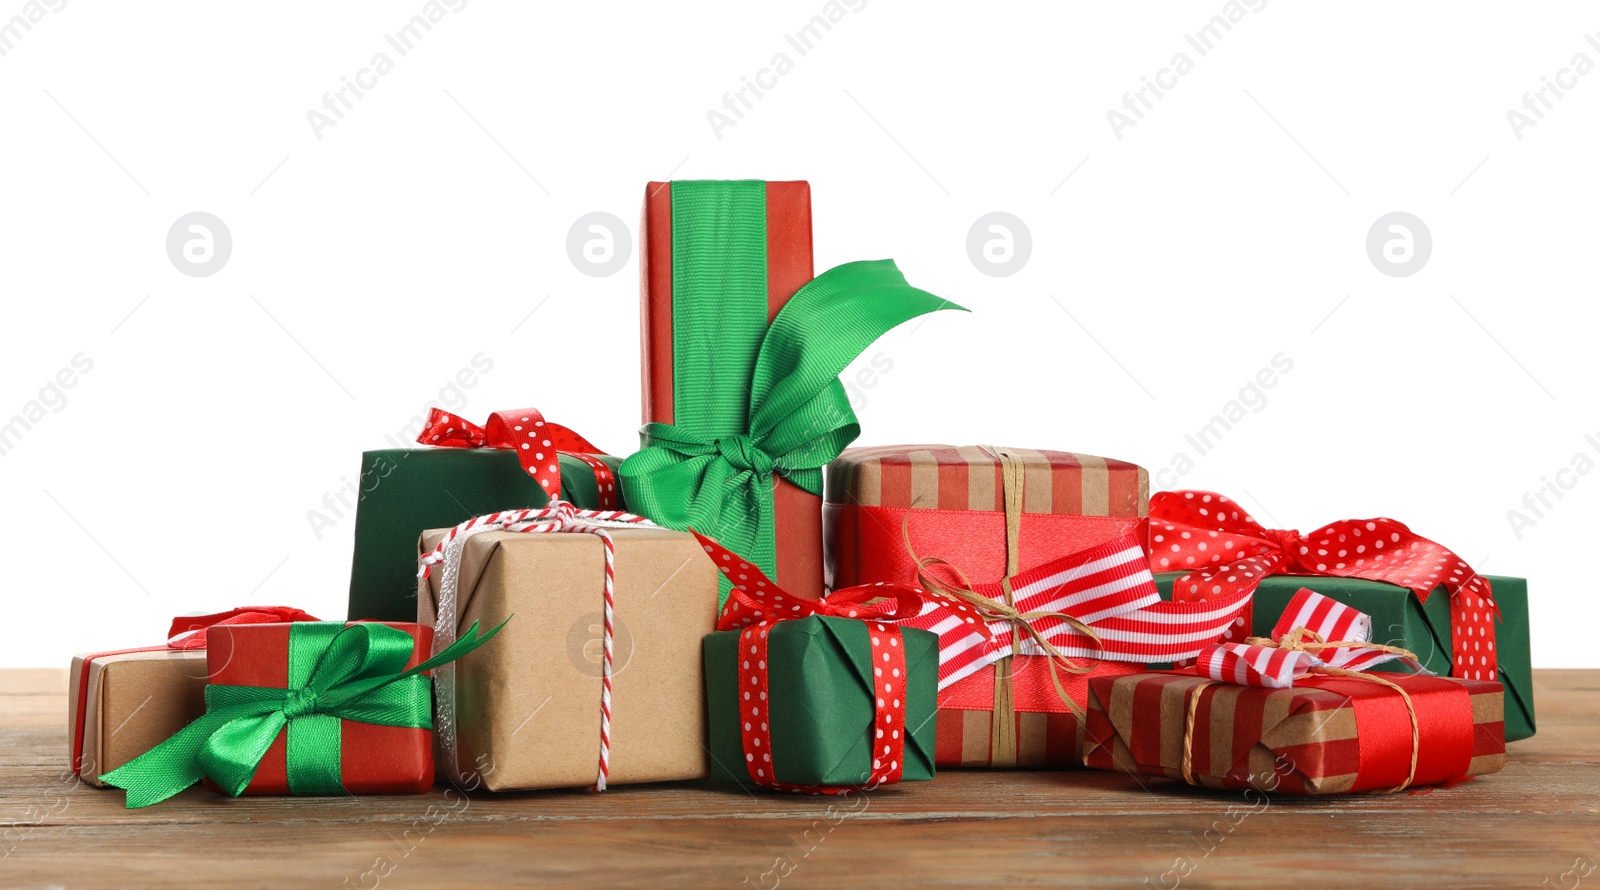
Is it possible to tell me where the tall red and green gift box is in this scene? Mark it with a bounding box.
[623,180,961,606]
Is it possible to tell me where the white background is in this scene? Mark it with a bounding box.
[2,1,1594,667]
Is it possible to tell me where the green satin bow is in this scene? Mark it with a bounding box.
[100,620,506,808]
[619,258,964,601]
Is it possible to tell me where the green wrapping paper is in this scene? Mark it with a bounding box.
[704,616,938,786]
[1154,572,1535,741]
[347,448,623,621]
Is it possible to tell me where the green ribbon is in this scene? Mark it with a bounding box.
[100,619,507,808]
[621,238,964,604]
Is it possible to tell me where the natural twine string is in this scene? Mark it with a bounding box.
[1179,628,1421,793]
[901,447,1104,754]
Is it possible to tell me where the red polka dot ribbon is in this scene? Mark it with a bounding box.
[697,530,969,794]
[1150,490,1499,681]
[417,407,617,509]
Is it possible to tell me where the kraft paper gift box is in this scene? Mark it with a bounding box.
[1083,670,1506,795]
[1145,488,1533,742]
[1153,572,1536,741]
[417,524,719,791]
[625,180,960,608]
[348,407,623,622]
[68,648,207,786]
[824,444,1151,767]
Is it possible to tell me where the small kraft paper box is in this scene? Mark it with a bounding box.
[201,621,436,796]
[69,648,207,786]
[825,444,1150,767]
[418,525,718,791]
[348,407,623,622]
[704,616,940,787]
[1083,671,1506,794]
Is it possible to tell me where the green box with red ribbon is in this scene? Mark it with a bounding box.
[347,407,623,622]
[705,616,940,788]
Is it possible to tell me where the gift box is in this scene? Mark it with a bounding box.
[102,618,503,807]
[200,621,437,796]
[348,407,623,621]
[1154,572,1534,741]
[69,606,319,786]
[1083,671,1506,794]
[825,444,1153,768]
[69,647,207,786]
[636,180,823,599]
[417,510,718,791]
[1146,489,1534,741]
[625,181,960,607]
[704,616,938,787]
[1086,587,1507,794]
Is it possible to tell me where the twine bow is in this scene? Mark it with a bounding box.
[1182,588,1429,793]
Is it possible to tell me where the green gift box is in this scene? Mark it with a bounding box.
[347,447,622,622]
[1155,572,1535,741]
[704,616,938,786]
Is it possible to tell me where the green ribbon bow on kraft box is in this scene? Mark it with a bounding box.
[624,179,964,606]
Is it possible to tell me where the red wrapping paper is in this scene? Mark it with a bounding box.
[1083,670,1505,794]
[825,444,1151,766]
[202,622,435,796]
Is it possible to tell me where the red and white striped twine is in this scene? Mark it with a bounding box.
[420,500,654,792]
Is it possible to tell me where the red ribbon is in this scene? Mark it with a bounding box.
[1150,490,1499,681]
[700,531,974,793]
[72,606,319,777]
[417,407,617,508]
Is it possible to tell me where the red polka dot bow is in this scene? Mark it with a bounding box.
[417,407,617,508]
[698,530,981,793]
[1150,490,1499,681]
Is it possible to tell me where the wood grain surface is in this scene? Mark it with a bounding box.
[3,669,1596,889]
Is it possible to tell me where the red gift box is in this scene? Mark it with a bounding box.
[202,621,434,796]
[826,444,1152,767]
[640,180,824,599]
[1083,670,1506,794]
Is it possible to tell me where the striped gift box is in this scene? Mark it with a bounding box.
[824,445,1151,768]
[1083,671,1506,794]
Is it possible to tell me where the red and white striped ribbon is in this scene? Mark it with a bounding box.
[419,500,655,791]
[1197,588,1426,688]
[900,534,1253,691]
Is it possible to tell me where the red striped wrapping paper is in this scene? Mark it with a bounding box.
[1082,671,1505,794]
[824,445,1152,767]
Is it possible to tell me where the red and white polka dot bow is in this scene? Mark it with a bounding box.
[417,407,617,508]
[698,531,983,794]
[1150,490,1499,681]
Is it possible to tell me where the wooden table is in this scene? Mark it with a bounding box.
[4,669,1595,888]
